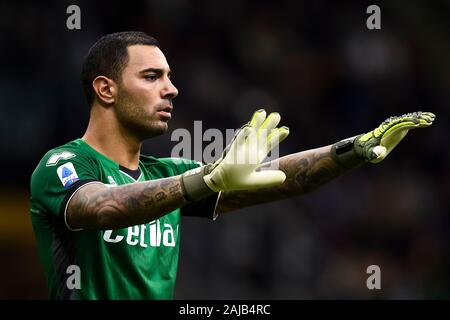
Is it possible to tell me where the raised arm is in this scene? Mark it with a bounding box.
[216,111,436,214]
[67,176,187,230]
[66,110,289,230]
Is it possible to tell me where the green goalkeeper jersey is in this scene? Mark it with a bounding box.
[30,138,218,300]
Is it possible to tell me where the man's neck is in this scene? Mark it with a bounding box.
[82,107,142,170]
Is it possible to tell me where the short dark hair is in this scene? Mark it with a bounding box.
[81,31,159,106]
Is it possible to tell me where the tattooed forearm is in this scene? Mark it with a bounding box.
[67,176,187,230]
[217,145,348,214]
[279,145,345,195]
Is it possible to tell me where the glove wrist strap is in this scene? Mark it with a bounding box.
[331,135,367,169]
[181,164,216,202]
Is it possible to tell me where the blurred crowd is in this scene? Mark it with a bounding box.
[0,0,449,299]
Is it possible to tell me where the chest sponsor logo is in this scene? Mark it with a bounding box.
[103,219,178,248]
[57,162,80,188]
[46,151,76,166]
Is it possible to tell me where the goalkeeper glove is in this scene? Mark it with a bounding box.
[331,111,435,168]
[182,109,290,201]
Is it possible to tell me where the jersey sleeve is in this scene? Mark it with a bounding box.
[162,158,220,220]
[30,149,101,226]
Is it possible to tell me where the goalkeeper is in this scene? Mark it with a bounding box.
[29,31,435,300]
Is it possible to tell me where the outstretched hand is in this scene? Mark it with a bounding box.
[181,109,290,202]
[355,111,435,163]
[204,109,290,191]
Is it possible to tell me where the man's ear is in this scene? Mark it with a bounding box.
[92,76,116,106]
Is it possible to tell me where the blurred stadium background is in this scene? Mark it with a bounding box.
[0,0,449,299]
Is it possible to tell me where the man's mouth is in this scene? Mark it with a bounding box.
[157,104,173,121]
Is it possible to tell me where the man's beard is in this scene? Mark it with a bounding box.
[115,89,169,141]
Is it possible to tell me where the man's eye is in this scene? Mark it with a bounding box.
[144,75,157,81]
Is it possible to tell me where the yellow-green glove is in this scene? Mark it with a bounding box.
[182,109,290,201]
[331,111,435,168]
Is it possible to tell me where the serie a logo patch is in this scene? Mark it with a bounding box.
[57,162,80,188]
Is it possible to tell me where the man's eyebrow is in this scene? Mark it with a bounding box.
[139,68,171,75]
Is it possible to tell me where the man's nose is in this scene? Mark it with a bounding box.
[162,78,178,100]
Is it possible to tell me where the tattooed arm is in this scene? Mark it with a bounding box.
[216,145,350,214]
[66,176,187,230]
[67,145,348,228]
